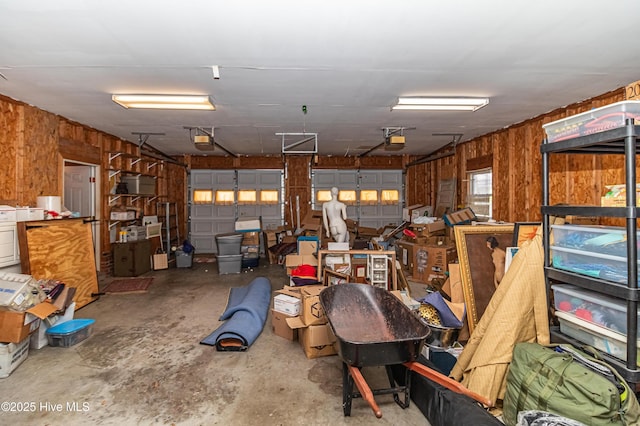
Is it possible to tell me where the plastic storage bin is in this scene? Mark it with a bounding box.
[550,224,633,284]
[242,253,260,268]
[121,176,156,195]
[45,318,95,347]
[552,284,636,337]
[556,311,638,364]
[175,250,193,268]
[543,100,640,142]
[217,254,243,274]
[215,233,243,255]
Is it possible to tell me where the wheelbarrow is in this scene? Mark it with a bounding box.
[319,283,493,418]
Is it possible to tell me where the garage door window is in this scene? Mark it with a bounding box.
[215,190,235,205]
[193,189,213,204]
[260,190,279,204]
[381,189,399,205]
[238,190,257,204]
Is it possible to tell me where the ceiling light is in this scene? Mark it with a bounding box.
[392,97,489,111]
[112,94,215,110]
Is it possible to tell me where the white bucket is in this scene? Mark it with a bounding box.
[37,196,61,213]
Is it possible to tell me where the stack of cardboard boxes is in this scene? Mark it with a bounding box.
[271,285,337,359]
[0,273,76,378]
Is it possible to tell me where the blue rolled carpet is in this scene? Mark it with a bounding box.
[200,276,272,351]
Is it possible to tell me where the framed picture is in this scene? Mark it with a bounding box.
[454,224,514,335]
[323,269,350,286]
[513,222,541,247]
[505,246,520,273]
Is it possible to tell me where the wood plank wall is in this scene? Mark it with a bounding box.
[0,86,630,277]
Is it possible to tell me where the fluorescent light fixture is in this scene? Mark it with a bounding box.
[392,97,489,111]
[112,94,215,110]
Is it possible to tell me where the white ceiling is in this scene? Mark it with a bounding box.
[1,0,639,157]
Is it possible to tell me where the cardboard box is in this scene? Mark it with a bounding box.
[110,210,136,221]
[285,254,318,275]
[564,216,599,225]
[0,336,29,378]
[0,206,17,222]
[403,204,425,222]
[0,309,43,344]
[443,208,477,226]
[358,226,380,237]
[235,218,261,232]
[301,210,323,231]
[411,206,433,222]
[287,317,337,359]
[271,309,297,341]
[413,240,458,284]
[395,240,417,275]
[30,302,76,350]
[327,242,349,251]
[297,236,319,255]
[409,220,446,237]
[241,231,260,246]
[16,207,44,222]
[299,285,327,326]
[273,294,301,316]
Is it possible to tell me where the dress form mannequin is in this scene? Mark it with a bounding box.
[322,187,349,243]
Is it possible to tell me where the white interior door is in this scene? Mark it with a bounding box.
[63,161,100,271]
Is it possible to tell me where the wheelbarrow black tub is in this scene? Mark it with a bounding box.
[319,283,431,368]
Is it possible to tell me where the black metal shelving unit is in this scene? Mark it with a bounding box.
[541,120,640,384]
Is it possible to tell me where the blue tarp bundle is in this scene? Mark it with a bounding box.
[200,277,271,351]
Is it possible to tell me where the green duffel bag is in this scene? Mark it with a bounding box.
[503,342,640,426]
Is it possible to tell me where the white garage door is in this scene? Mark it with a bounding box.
[312,169,403,229]
[189,170,284,254]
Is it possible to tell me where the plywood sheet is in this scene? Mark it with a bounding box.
[21,219,99,309]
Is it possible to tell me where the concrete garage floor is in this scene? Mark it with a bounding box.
[0,260,433,425]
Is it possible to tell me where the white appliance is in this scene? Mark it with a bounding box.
[0,222,19,268]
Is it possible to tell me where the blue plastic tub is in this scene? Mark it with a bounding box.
[45,318,95,347]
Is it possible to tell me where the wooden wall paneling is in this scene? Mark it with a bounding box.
[58,137,101,165]
[22,107,59,206]
[567,154,598,205]
[526,119,544,222]
[493,132,509,221]
[286,156,312,228]
[0,100,22,204]
[507,127,521,223]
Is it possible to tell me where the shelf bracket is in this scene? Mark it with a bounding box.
[109,195,121,205]
[108,169,121,179]
[108,152,123,163]
[130,158,141,167]
[147,161,158,171]
[109,221,120,229]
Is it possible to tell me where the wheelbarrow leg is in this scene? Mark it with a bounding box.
[385,365,411,409]
[342,362,353,416]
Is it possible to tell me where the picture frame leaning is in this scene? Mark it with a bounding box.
[454,224,515,335]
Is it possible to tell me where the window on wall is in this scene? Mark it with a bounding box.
[467,168,492,220]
